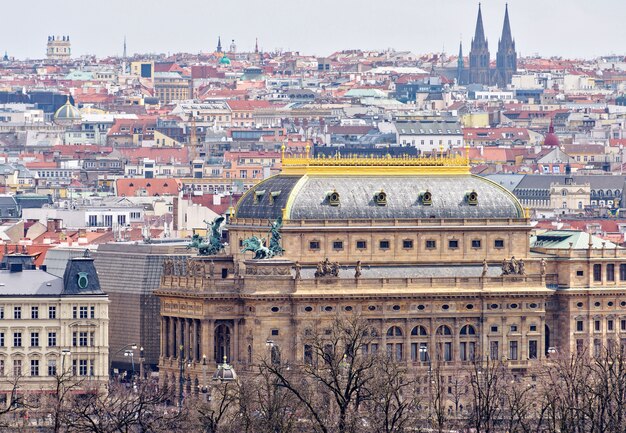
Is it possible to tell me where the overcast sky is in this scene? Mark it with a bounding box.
[7,0,626,60]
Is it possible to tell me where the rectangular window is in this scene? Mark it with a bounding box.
[72,306,77,319]
[379,240,390,249]
[48,360,57,377]
[490,341,499,360]
[576,320,584,332]
[471,239,481,248]
[332,241,343,250]
[608,320,614,332]
[0,307,3,319]
[30,360,39,377]
[79,332,88,347]
[595,320,601,332]
[494,239,505,248]
[576,339,584,354]
[31,306,38,319]
[529,340,538,359]
[48,332,57,347]
[448,240,459,249]
[530,324,537,332]
[621,264,626,281]
[30,332,39,347]
[593,264,602,282]
[621,320,626,331]
[426,240,436,249]
[0,332,4,347]
[13,332,21,347]
[304,344,313,364]
[14,306,21,319]
[403,239,414,249]
[309,241,320,250]
[13,359,21,377]
[510,325,518,333]
[607,264,615,282]
[509,341,518,360]
[90,306,95,319]
[490,325,498,333]
[48,306,56,319]
[356,240,367,249]
[79,306,88,319]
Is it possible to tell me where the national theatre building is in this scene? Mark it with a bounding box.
[156,150,626,390]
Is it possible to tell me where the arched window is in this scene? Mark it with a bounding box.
[214,324,231,363]
[436,325,452,336]
[562,189,567,196]
[436,325,453,362]
[386,326,403,337]
[411,325,428,336]
[460,325,476,335]
[460,325,477,361]
[386,326,403,361]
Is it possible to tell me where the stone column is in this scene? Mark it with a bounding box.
[453,319,460,362]
[160,317,166,358]
[201,319,213,363]
[193,319,199,361]
[233,319,240,363]
[171,317,177,359]
[179,318,186,359]
[184,319,191,360]
[404,319,411,363]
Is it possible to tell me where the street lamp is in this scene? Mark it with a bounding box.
[110,343,138,378]
[123,350,135,382]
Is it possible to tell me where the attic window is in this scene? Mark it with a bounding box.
[374,190,387,206]
[269,190,281,205]
[146,183,151,187]
[419,190,432,206]
[466,191,478,206]
[163,183,168,187]
[254,190,265,204]
[129,183,134,187]
[327,190,340,206]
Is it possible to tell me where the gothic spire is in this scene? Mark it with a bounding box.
[473,3,486,44]
[500,3,513,45]
[255,37,259,54]
[217,36,222,53]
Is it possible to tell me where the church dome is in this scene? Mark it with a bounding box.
[234,154,524,221]
[543,121,560,147]
[53,97,81,125]
[218,55,231,66]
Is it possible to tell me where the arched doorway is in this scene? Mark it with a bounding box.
[215,324,231,363]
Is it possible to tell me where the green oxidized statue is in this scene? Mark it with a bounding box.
[241,217,284,259]
[187,216,225,256]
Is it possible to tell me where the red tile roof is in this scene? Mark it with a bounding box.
[115,178,180,197]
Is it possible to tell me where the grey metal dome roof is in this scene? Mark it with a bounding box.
[234,174,524,220]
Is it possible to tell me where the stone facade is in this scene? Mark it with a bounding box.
[155,154,626,397]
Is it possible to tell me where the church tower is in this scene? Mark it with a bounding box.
[495,4,517,87]
[457,41,464,84]
[468,3,491,85]
[216,36,223,53]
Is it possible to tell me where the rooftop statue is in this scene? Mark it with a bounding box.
[187,216,225,256]
[268,216,284,257]
[241,236,272,259]
[241,217,284,259]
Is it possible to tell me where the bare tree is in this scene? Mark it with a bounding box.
[464,355,507,433]
[262,314,378,433]
[361,355,419,433]
[61,380,183,433]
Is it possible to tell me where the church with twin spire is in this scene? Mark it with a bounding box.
[458,3,517,87]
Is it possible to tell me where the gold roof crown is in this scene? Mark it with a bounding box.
[280,144,470,175]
